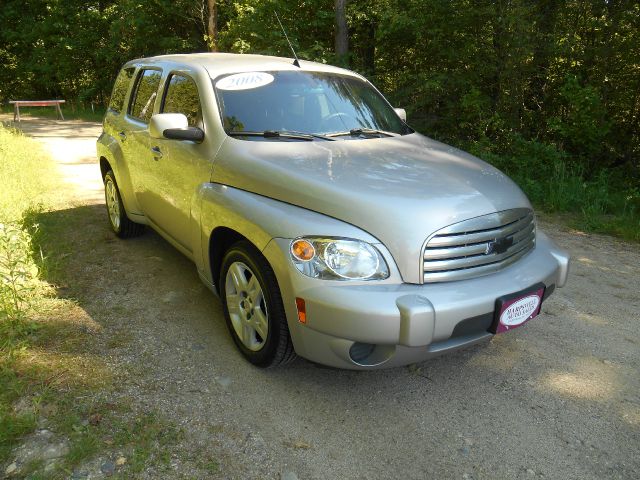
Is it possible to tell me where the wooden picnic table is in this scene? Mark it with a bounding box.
[9,100,66,122]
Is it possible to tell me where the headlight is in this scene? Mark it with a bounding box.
[290,237,389,280]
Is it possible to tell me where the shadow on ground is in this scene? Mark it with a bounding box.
[27,201,640,479]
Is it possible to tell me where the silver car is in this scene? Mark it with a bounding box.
[97,53,570,369]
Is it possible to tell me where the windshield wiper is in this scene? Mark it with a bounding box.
[227,130,334,141]
[326,128,397,138]
[278,130,335,141]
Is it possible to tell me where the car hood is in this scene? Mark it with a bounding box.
[211,133,532,283]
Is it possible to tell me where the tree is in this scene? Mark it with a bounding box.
[207,0,217,51]
[334,0,349,65]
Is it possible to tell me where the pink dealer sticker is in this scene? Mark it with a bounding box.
[493,286,544,334]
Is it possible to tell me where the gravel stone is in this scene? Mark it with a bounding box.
[5,462,18,476]
[216,376,232,388]
[100,460,115,476]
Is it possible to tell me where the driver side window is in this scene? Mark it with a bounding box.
[162,74,202,128]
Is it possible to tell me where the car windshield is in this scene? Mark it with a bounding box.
[213,70,411,139]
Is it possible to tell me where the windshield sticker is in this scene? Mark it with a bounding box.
[216,72,274,91]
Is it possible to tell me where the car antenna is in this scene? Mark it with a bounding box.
[274,11,301,68]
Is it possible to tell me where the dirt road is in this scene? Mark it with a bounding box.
[11,117,640,479]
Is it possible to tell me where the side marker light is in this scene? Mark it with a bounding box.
[295,297,307,324]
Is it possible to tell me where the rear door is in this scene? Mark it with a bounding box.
[122,67,163,216]
[104,66,135,146]
[103,67,140,212]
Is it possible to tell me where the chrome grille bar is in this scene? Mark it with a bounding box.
[423,208,536,283]
[427,211,534,248]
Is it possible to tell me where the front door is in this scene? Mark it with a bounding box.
[146,73,212,252]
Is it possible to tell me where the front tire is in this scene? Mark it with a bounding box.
[104,170,144,238]
[220,241,296,367]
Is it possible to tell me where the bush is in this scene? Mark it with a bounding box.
[468,134,639,241]
[547,76,612,173]
[0,223,44,321]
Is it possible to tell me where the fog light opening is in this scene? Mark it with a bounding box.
[349,342,375,363]
[348,342,395,367]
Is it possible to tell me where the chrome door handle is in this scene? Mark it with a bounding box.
[118,131,126,140]
[150,146,163,159]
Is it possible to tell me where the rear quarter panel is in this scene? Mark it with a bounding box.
[97,123,144,217]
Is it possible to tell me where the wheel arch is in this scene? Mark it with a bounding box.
[208,227,255,294]
[96,134,143,216]
[99,156,112,179]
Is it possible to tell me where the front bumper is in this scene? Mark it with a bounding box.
[263,232,569,370]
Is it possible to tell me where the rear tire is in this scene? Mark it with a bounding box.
[220,241,296,367]
[104,170,145,238]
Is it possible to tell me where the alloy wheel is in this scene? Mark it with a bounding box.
[105,178,121,231]
[225,261,269,351]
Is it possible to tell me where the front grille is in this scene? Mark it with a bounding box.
[422,208,536,283]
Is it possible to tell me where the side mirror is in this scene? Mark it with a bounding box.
[150,113,187,138]
[149,113,204,142]
[164,127,204,142]
[394,108,407,122]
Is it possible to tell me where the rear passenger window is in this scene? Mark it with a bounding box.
[129,69,162,123]
[162,74,202,127]
[108,67,134,113]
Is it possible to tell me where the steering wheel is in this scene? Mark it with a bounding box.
[321,112,355,128]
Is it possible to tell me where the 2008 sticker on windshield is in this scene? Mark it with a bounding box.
[216,72,274,91]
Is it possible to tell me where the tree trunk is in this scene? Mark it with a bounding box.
[335,0,348,65]
[207,0,217,52]
[362,19,376,76]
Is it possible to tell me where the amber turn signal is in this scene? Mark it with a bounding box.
[295,297,307,324]
[291,239,315,261]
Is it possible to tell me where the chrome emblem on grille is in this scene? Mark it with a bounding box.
[485,236,514,255]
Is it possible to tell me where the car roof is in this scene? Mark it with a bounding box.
[125,52,365,81]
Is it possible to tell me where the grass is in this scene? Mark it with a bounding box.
[528,163,639,242]
[0,124,181,478]
[0,127,61,222]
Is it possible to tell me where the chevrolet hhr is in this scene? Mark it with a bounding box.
[97,53,570,369]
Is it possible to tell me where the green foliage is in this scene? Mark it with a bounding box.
[219,0,335,63]
[0,125,58,322]
[0,127,57,320]
[547,76,612,169]
[0,224,43,321]
[0,0,637,240]
[0,0,206,104]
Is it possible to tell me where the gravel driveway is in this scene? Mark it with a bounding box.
[11,117,640,479]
